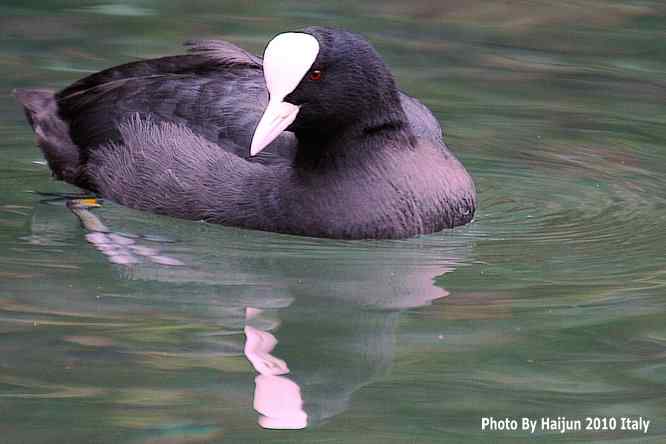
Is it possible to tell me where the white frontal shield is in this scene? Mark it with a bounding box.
[250,33,320,156]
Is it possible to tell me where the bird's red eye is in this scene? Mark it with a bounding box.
[309,70,322,81]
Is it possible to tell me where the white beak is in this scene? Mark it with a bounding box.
[249,32,320,157]
[250,99,300,156]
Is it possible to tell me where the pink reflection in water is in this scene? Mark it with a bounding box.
[244,326,289,376]
[73,202,184,267]
[254,375,307,429]
[244,312,308,430]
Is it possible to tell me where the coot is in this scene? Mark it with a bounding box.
[15,26,476,239]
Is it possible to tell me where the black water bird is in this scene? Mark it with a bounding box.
[15,27,476,239]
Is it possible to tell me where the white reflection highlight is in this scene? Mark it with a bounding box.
[244,326,288,376]
[254,374,307,429]
[244,309,308,429]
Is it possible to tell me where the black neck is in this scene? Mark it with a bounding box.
[293,107,416,170]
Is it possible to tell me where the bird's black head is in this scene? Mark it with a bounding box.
[285,27,406,136]
[250,27,411,157]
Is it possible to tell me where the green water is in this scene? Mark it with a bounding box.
[1,1,665,442]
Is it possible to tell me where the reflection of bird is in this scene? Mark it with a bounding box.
[24,199,469,431]
[65,197,185,266]
[244,309,308,430]
[15,26,475,239]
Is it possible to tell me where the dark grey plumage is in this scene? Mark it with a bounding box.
[15,27,476,239]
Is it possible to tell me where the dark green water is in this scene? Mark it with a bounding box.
[1,1,665,443]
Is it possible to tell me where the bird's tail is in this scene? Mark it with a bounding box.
[13,88,85,186]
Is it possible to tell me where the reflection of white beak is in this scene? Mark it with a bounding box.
[245,319,308,430]
[249,32,320,157]
[250,99,300,156]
